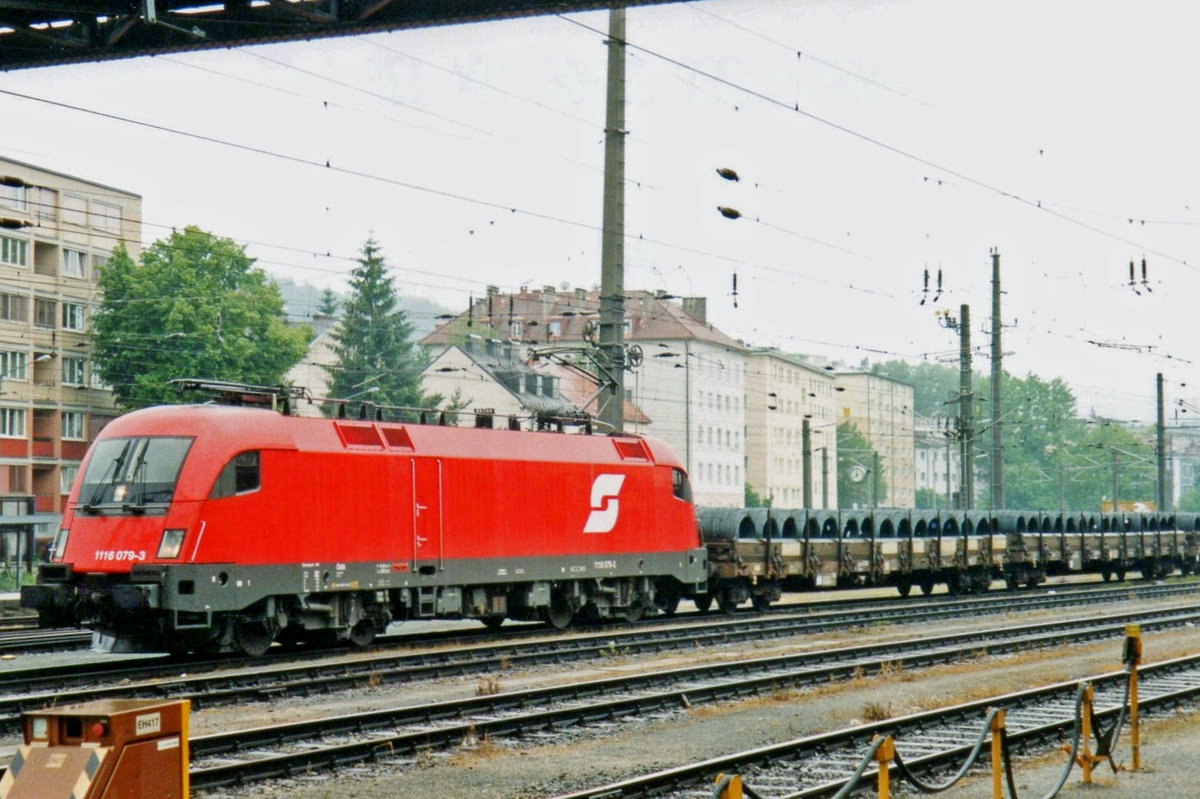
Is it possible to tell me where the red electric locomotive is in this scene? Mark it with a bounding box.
[22,390,707,655]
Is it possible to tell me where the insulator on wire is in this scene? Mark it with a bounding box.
[717,206,741,220]
[716,167,740,182]
[732,272,738,308]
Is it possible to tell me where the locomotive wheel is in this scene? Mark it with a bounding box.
[349,619,376,648]
[657,594,681,617]
[234,620,275,657]
[693,594,713,614]
[481,615,506,631]
[543,599,574,630]
[622,600,645,623]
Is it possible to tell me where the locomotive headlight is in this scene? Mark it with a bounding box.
[50,528,68,562]
[157,529,186,559]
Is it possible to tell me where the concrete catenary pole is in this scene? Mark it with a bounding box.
[959,304,974,510]
[990,249,1004,509]
[597,7,627,433]
[802,417,812,508]
[1157,372,1168,512]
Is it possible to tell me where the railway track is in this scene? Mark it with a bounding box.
[0,627,89,654]
[1,581,1194,730]
[556,654,1200,798]
[183,604,1200,792]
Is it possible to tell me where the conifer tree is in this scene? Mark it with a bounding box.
[325,238,435,412]
[317,288,340,316]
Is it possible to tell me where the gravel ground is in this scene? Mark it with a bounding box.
[185,591,1200,799]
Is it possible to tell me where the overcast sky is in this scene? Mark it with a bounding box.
[1,0,1196,424]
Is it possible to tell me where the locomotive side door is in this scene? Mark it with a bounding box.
[412,457,444,573]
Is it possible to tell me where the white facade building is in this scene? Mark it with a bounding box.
[835,372,916,508]
[744,348,839,508]
[914,414,960,508]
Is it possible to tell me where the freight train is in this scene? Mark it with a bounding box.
[20,384,707,655]
[20,383,1200,654]
[697,505,1200,613]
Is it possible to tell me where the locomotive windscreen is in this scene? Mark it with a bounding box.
[78,436,193,512]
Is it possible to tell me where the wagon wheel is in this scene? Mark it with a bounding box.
[234,619,276,657]
[895,577,912,598]
[919,578,936,596]
[716,588,739,615]
[693,594,713,614]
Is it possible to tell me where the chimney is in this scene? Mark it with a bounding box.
[682,297,707,324]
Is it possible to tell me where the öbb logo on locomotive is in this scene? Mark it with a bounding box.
[584,473,626,534]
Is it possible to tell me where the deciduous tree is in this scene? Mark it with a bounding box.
[91,227,308,409]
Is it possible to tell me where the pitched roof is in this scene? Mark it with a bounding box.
[419,287,745,351]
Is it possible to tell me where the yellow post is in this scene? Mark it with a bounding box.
[874,735,895,799]
[1125,624,1142,771]
[990,709,1006,799]
[181,698,191,799]
[713,773,743,799]
[1076,683,1095,783]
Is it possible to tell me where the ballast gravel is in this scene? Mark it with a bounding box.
[188,591,1200,799]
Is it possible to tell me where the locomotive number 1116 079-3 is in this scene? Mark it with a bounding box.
[93,550,147,562]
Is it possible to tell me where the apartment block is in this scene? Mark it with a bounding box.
[0,156,138,546]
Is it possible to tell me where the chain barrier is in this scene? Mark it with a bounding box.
[713,626,1144,799]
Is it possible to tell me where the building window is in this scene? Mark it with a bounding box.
[91,201,121,233]
[61,194,87,227]
[62,249,86,279]
[62,303,85,331]
[0,236,27,267]
[0,293,26,322]
[0,408,25,438]
[62,357,85,386]
[5,465,25,493]
[548,320,562,337]
[89,366,108,390]
[60,464,79,494]
[33,187,56,227]
[0,183,26,212]
[0,351,27,382]
[92,253,108,281]
[34,298,55,328]
[510,320,523,339]
[61,411,85,440]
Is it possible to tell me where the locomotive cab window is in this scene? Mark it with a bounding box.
[209,451,261,499]
[78,436,192,512]
[672,468,693,502]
